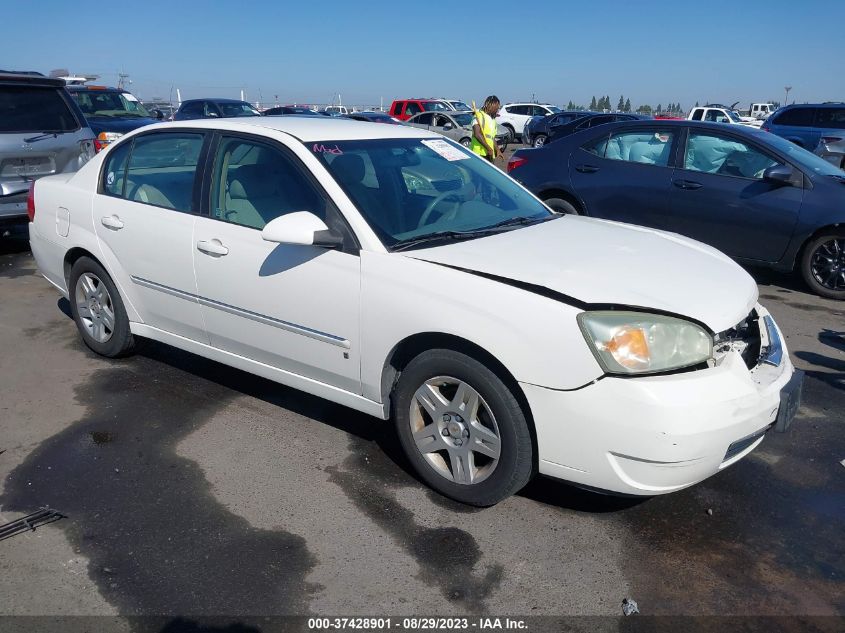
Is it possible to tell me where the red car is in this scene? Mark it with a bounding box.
[389,98,451,121]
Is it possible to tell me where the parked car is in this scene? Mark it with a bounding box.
[28,116,801,505]
[0,72,94,230]
[508,119,845,299]
[343,111,404,124]
[762,103,845,166]
[496,103,561,143]
[388,99,451,121]
[688,105,759,127]
[523,111,597,147]
[324,105,349,116]
[544,113,645,147]
[68,85,162,151]
[263,106,322,116]
[748,103,776,120]
[407,111,510,152]
[173,99,261,121]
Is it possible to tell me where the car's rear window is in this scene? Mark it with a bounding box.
[0,86,79,133]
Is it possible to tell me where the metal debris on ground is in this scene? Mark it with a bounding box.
[622,597,640,616]
[0,508,64,542]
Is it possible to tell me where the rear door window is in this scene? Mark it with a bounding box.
[588,130,676,166]
[0,86,79,132]
[773,107,815,127]
[412,113,435,126]
[111,133,205,212]
[690,109,704,121]
[404,102,422,116]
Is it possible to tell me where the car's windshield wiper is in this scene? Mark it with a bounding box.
[472,214,557,234]
[391,231,485,252]
[23,132,58,143]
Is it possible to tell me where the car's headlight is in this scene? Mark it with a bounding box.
[577,311,713,375]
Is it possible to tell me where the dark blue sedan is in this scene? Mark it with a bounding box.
[508,119,845,299]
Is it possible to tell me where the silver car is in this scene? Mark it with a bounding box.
[407,110,509,151]
[1,72,94,228]
[815,136,845,170]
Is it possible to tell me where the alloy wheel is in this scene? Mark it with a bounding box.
[75,272,116,343]
[810,237,845,292]
[409,376,501,485]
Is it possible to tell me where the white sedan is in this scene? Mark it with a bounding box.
[27,117,803,506]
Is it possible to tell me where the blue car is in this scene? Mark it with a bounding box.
[762,102,845,168]
[508,119,845,299]
[67,85,162,151]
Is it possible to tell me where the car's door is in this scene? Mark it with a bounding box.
[568,126,678,226]
[666,127,803,262]
[431,114,461,142]
[93,130,208,341]
[192,132,362,392]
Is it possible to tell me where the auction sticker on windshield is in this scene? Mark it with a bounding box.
[421,139,469,161]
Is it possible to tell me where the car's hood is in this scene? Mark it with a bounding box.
[403,216,758,333]
[86,117,159,135]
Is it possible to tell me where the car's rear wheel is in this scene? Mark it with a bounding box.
[69,257,136,356]
[393,349,533,506]
[533,134,547,148]
[501,124,515,144]
[543,197,580,215]
[800,230,845,300]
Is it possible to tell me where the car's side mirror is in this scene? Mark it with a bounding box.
[261,212,343,248]
[763,164,795,186]
[153,109,165,120]
[442,123,453,130]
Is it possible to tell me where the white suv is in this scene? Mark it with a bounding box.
[497,103,561,142]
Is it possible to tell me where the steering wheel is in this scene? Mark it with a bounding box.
[417,191,464,228]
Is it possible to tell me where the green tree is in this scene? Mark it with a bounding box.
[617,95,625,111]
[624,98,631,112]
[695,101,700,108]
[589,96,597,110]
[656,103,663,113]
[567,100,575,110]
[636,104,652,114]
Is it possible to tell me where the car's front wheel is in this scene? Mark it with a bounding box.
[393,349,534,506]
[543,197,580,215]
[533,134,547,148]
[801,231,845,300]
[69,256,136,356]
[459,137,471,148]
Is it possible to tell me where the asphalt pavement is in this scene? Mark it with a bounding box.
[0,228,842,631]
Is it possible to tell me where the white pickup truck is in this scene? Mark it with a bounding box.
[748,103,776,120]
[687,105,761,127]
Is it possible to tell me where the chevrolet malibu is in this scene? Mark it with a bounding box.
[27,117,803,506]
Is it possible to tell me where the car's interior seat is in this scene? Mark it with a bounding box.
[225,164,278,229]
[330,153,395,233]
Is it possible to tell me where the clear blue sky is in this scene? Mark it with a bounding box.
[4,0,843,109]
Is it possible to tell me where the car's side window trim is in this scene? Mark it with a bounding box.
[199,130,361,255]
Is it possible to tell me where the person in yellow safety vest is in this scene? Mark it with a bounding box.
[471,95,501,162]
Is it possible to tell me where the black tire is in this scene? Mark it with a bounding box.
[800,230,845,300]
[533,134,547,148]
[393,349,533,506]
[501,124,515,144]
[459,137,471,148]
[69,256,137,356]
[543,197,580,215]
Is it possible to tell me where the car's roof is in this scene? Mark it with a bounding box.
[158,116,433,141]
[506,102,555,107]
[568,118,768,138]
[66,85,124,92]
[0,72,65,88]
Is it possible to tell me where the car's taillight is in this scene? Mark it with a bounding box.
[507,155,528,173]
[26,182,36,223]
[93,137,106,152]
[94,131,123,153]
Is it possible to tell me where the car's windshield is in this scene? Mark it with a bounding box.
[72,90,151,118]
[423,102,450,112]
[727,110,743,122]
[311,138,552,248]
[450,101,470,111]
[764,133,845,177]
[218,102,260,117]
[547,106,562,113]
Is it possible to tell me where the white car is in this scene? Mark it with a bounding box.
[497,103,562,142]
[27,117,802,506]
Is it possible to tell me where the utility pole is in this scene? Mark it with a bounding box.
[117,73,130,90]
[784,85,792,105]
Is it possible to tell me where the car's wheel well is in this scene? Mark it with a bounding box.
[500,123,515,132]
[795,223,844,270]
[63,247,104,287]
[538,189,583,213]
[381,332,538,475]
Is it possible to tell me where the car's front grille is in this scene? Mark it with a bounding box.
[723,425,771,462]
[713,311,762,370]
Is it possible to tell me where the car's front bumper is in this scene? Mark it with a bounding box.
[523,308,797,495]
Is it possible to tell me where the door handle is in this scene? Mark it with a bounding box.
[196,239,229,256]
[673,179,703,190]
[100,215,124,230]
[575,164,600,174]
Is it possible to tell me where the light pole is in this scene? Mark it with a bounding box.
[784,86,792,105]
